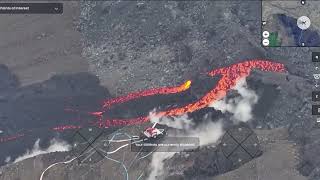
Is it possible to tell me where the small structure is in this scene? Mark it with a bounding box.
[143,123,165,138]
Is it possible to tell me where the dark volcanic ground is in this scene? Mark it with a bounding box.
[0,62,221,166]
[0,64,111,166]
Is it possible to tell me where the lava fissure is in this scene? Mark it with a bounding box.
[102,80,192,110]
[0,60,286,142]
[92,60,286,128]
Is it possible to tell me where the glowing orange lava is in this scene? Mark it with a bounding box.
[52,125,82,132]
[95,59,286,128]
[102,80,192,109]
[158,60,286,117]
[0,60,287,143]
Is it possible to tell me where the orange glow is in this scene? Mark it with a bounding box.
[158,60,286,117]
[0,60,287,143]
[184,80,192,89]
[52,125,82,132]
[102,80,192,110]
[95,59,286,128]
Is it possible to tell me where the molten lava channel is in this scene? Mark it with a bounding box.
[0,60,286,143]
[93,59,286,128]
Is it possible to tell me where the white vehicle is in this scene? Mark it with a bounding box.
[143,123,165,138]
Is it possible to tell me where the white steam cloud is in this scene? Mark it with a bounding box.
[209,78,258,122]
[148,152,176,180]
[4,156,11,163]
[147,78,258,180]
[148,115,224,180]
[150,113,194,130]
[187,120,224,146]
[150,113,224,147]
[14,138,71,163]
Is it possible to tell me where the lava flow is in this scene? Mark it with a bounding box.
[157,60,286,116]
[52,125,82,132]
[0,133,25,143]
[102,80,192,109]
[0,59,286,143]
[94,59,286,128]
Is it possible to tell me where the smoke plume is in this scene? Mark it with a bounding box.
[147,78,258,179]
[14,138,71,163]
[148,115,224,179]
[209,78,258,122]
[150,112,194,130]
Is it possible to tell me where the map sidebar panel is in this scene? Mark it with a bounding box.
[262,0,320,47]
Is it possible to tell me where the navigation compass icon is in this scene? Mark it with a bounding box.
[297,16,311,30]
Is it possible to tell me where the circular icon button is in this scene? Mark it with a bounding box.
[262,39,269,46]
[297,16,311,30]
[262,31,270,38]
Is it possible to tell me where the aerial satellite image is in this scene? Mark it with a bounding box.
[0,1,319,180]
